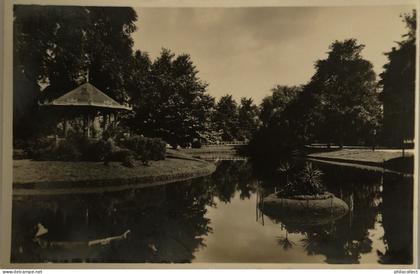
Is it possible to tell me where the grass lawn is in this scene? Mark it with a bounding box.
[13,157,215,190]
[307,149,409,164]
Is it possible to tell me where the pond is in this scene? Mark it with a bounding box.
[11,159,413,264]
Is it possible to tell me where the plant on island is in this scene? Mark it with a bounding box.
[276,162,327,199]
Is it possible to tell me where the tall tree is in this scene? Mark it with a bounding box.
[380,11,416,146]
[308,39,381,146]
[237,97,260,141]
[213,95,239,141]
[248,85,303,160]
[259,85,301,127]
[13,6,138,139]
[128,49,212,147]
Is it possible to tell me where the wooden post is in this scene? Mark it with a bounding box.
[63,119,68,138]
[87,113,91,138]
[83,113,88,137]
[103,113,107,131]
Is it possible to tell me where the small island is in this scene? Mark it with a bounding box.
[262,163,349,226]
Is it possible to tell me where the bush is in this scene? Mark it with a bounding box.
[57,132,115,162]
[121,154,136,168]
[102,123,126,141]
[103,148,135,166]
[121,135,166,165]
[149,138,166,160]
[82,139,115,161]
[277,163,325,197]
[23,133,164,167]
[191,138,202,148]
[24,133,117,162]
[24,137,57,160]
[55,140,82,161]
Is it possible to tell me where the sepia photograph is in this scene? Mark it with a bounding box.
[4,0,418,267]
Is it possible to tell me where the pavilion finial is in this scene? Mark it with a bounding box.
[86,67,89,83]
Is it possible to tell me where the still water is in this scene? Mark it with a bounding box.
[11,160,413,264]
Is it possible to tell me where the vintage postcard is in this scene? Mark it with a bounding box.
[1,0,418,269]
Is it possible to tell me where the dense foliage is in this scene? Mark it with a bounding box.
[24,134,114,162]
[24,132,166,167]
[14,6,137,139]
[120,135,166,165]
[125,49,214,147]
[380,11,416,146]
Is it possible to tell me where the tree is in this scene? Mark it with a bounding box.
[13,6,138,139]
[247,85,303,160]
[380,11,416,146]
[259,85,301,127]
[249,40,381,160]
[213,95,239,141]
[128,49,212,147]
[308,39,381,146]
[237,97,260,141]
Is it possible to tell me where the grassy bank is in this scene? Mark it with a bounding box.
[306,148,413,174]
[13,156,216,193]
[307,149,410,164]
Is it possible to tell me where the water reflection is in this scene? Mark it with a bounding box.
[379,173,413,264]
[11,160,413,264]
[255,161,412,264]
[211,160,257,202]
[12,178,214,263]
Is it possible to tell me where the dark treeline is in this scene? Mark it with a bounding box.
[380,12,417,147]
[14,6,416,153]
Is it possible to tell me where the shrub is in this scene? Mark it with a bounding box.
[121,135,166,164]
[59,132,115,162]
[121,154,136,168]
[54,133,90,161]
[82,139,115,161]
[149,138,166,160]
[277,163,325,197]
[24,133,117,162]
[191,138,202,148]
[102,123,126,141]
[55,141,82,161]
[103,148,135,166]
[24,137,57,160]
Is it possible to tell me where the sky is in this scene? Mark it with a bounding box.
[132,6,415,103]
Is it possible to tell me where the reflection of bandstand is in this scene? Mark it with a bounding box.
[39,82,132,139]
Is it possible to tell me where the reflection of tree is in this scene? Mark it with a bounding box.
[11,177,215,263]
[300,220,373,264]
[211,160,256,202]
[261,162,384,264]
[276,225,295,251]
[304,165,382,263]
[378,173,413,264]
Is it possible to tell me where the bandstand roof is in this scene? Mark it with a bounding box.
[39,83,132,111]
